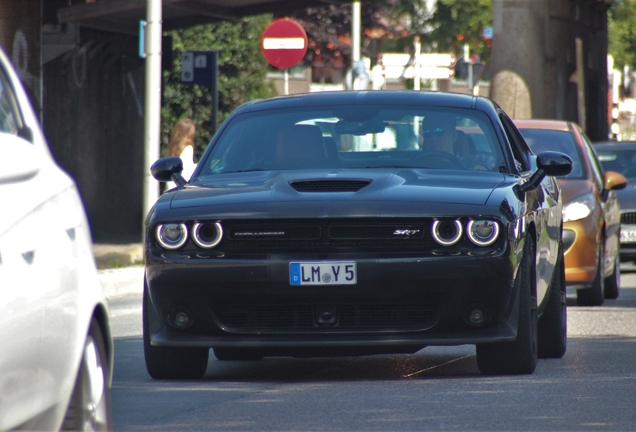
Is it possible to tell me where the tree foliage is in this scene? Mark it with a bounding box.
[418,0,492,62]
[161,14,276,156]
[278,1,401,67]
[282,0,492,69]
[609,0,636,69]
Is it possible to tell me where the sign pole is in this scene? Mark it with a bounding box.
[142,0,162,239]
[414,36,421,91]
[284,68,289,95]
[211,51,218,135]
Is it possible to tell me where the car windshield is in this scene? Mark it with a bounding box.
[196,105,506,176]
[597,148,636,181]
[518,129,585,179]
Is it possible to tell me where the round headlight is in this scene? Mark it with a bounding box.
[192,222,223,248]
[156,223,188,249]
[467,219,500,246]
[431,219,463,246]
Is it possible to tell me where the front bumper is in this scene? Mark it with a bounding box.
[145,250,520,351]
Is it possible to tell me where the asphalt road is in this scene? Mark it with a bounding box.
[104,268,636,431]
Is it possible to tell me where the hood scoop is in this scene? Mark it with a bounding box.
[289,179,372,193]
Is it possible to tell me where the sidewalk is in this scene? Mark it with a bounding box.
[93,243,144,270]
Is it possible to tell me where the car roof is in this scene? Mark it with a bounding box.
[237,90,483,113]
[513,119,572,131]
[594,141,636,151]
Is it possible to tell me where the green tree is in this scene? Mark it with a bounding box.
[416,0,493,62]
[162,14,276,156]
[609,0,636,69]
[284,0,492,72]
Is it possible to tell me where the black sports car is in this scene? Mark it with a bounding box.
[144,90,572,378]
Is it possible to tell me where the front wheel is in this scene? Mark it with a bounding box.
[143,283,209,379]
[476,238,538,375]
[577,240,605,306]
[604,252,620,300]
[61,318,113,431]
[538,245,567,358]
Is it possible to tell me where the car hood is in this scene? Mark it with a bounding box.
[556,178,593,204]
[616,182,636,212]
[164,169,508,218]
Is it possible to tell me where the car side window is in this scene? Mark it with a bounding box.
[0,67,21,136]
[499,113,529,172]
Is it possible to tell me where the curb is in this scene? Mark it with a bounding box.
[93,243,144,270]
[99,266,145,299]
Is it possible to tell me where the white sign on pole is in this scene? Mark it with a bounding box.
[377,52,455,82]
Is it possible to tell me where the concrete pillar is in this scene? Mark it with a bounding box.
[490,0,549,120]
[489,0,610,140]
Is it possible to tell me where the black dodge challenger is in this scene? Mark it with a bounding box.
[144,90,572,378]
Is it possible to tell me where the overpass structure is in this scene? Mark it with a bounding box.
[0,0,613,241]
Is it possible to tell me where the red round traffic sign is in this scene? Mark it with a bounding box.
[260,18,308,69]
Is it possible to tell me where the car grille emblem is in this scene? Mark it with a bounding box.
[393,229,421,236]
[234,231,285,236]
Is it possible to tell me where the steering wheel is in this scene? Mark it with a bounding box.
[411,151,467,169]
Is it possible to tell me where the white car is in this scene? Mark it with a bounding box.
[0,47,113,429]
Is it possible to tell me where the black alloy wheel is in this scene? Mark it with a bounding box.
[577,240,605,306]
[604,251,620,300]
[537,244,567,358]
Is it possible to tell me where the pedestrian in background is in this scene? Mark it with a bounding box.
[166,118,196,190]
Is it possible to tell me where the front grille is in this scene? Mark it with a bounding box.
[214,298,442,332]
[290,179,371,192]
[220,218,435,252]
[622,212,636,225]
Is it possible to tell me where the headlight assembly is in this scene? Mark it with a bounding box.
[156,223,188,249]
[431,219,463,246]
[563,192,596,222]
[467,219,500,246]
[192,222,223,248]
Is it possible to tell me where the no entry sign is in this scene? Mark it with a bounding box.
[260,18,308,69]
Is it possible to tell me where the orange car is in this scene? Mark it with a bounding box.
[515,120,627,305]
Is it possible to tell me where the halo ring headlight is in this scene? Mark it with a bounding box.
[467,219,500,246]
[156,223,188,250]
[192,222,223,248]
[431,219,463,246]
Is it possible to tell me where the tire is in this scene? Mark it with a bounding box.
[61,318,113,431]
[577,240,605,306]
[213,347,264,361]
[538,245,567,358]
[604,252,620,300]
[143,284,209,379]
[476,238,538,375]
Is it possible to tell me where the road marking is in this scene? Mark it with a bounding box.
[402,354,474,377]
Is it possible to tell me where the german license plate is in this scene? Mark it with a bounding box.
[621,226,636,243]
[289,262,356,285]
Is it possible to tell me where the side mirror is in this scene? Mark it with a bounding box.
[604,170,627,191]
[0,132,41,183]
[517,151,572,194]
[150,156,186,186]
[536,151,573,177]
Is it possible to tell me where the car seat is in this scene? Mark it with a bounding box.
[276,124,329,169]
